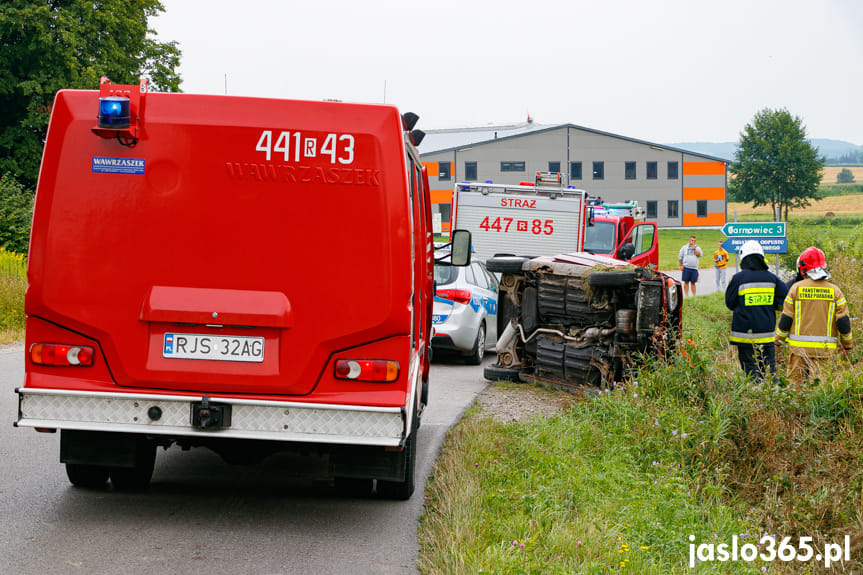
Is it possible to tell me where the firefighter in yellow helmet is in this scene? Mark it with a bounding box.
[775,247,853,383]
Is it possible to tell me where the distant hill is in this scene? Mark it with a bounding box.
[668,139,863,163]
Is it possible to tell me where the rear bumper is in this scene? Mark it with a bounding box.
[15,388,405,447]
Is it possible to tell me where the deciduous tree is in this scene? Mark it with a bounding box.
[837,168,855,184]
[0,173,34,254]
[0,1,181,187]
[728,108,823,221]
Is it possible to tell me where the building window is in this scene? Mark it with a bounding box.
[570,161,582,180]
[592,161,604,180]
[548,161,561,173]
[646,201,657,219]
[625,161,636,180]
[668,161,679,180]
[438,162,451,180]
[646,161,658,179]
[668,200,679,218]
[464,161,477,181]
[697,200,708,218]
[501,161,525,172]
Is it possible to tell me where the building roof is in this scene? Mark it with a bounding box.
[418,121,729,163]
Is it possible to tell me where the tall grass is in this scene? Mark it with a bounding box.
[0,247,26,343]
[420,262,863,573]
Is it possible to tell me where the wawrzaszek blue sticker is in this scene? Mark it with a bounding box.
[92,156,145,175]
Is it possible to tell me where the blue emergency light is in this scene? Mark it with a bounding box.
[98,96,130,129]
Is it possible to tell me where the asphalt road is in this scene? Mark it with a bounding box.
[0,344,489,575]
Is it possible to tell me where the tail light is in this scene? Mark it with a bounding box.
[436,289,472,305]
[30,343,95,367]
[334,359,399,383]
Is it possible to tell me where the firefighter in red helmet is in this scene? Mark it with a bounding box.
[775,247,853,383]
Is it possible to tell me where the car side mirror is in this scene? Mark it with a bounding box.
[450,229,472,266]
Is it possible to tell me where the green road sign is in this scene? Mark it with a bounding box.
[721,222,786,237]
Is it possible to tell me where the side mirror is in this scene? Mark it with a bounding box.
[450,230,472,266]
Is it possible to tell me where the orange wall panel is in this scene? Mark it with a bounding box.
[683,161,726,176]
[683,212,725,226]
[430,189,453,204]
[423,162,439,177]
[683,187,726,201]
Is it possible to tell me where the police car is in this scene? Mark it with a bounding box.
[432,250,499,364]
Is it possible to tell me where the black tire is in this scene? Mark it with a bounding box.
[109,440,156,490]
[484,364,521,382]
[486,256,529,274]
[465,323,486,365]
[587,270,638,287]
[66,463,109,488]
[376,421,417,500]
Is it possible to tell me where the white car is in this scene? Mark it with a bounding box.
[432,258,499,364]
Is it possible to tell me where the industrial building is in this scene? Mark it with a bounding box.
[419,121,728,230]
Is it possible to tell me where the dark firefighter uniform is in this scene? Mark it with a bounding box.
[725,268,788,381]
[775,277,853,383]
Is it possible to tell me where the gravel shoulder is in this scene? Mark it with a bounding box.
[475,381,576,422]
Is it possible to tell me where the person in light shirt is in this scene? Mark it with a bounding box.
[678,235,702,297]
[713,240,729,291]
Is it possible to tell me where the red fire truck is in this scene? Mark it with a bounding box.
[15,79,470,499]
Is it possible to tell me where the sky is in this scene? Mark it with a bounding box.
[151,0,863,145]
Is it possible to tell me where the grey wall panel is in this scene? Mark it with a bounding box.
[682,174,726,188]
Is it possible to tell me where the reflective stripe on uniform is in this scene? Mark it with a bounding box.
[827,302,835,337]
[787,334,838,350]
[739,282,775,293]
[730,331,776,344]
[788,340,838,349]
[836,297,847,307]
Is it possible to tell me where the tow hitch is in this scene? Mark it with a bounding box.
[191,395,232,429]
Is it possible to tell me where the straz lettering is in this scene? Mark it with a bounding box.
[744,293,774,306]
[798,287,834,301]
[225,163,381,187]
[500,198,537,208]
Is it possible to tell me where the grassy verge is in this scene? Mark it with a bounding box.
[0,247,26,343]
[420,287,863,573]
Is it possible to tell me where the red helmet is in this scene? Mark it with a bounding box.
[797,246,827,275]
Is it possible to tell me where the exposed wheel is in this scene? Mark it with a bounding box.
[587,270,638,287]
[484,364,521,382]
[376,420,417,500]
[465,323,486,365]
[109,440,156,490]
[66,463,109,488]
[486,256,529,274]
